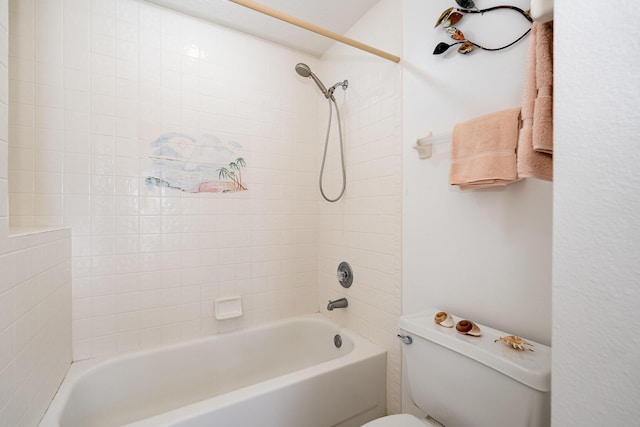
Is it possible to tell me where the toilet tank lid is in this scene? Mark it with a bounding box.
[399,310,551,392]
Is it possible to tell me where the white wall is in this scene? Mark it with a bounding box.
[8,0,322,361]
[8,0,65,227]
[403,0,552,345]
[1,1,72,425]
[0,229,72,426]
[0,0,8,238]
[553,0,640,425]
[319,0,403,414]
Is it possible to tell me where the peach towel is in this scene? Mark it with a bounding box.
[517,22,553,181]
[449,108,522,190]
[533,21,553,154]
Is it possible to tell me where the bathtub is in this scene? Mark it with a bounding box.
[40,314,386,427]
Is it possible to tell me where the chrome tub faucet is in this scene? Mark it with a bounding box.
[327,298,348,311]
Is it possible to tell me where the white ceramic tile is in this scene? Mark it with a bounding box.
[8,80,34,105]
[90,94,115,117]
[91,53,116,77]
[35,36,63,67]
[91,33,116,57]
[34,172,62,194]
[35,84,63,109]
[13,276,38,319]
[14,307,38,352]
[8,170,34,193]
[91,334,116,357]
[116,331,139,353]
[92,314,116,336]
[64,2,90,31]
[72,318,90,340]
[63,174,90,195]
[92,0,115,17]
[91,114,116,136]
[9,34,34,61]
[0,324,13,371]
[0,228,71,423]
[34,149,62,173]
[0,289,13,332]
[115,235,138,254]
[9,103,35,128]
[115,253,138,274]
[72,338,90,360]
[34,128,63,153]
[61,135,88,159]
[114,157,137,177]
[91,295,117,317]
[35,193,63,216]
[115,216,138,235]
[35,106,63,131]
[63,69,90,92]
[90,197,115,218]
[91,175,116,195]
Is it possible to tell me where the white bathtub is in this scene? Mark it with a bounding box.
[40,314,386,427]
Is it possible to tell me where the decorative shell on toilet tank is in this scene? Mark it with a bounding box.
[399,309,551,427]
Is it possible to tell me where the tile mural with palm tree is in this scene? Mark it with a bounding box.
[145,132,247,193]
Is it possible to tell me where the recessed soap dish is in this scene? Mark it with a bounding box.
[215,296,243,320]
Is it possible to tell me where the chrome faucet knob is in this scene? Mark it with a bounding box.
[336,262,353,288]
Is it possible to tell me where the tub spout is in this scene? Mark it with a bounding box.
[327,298,348,311]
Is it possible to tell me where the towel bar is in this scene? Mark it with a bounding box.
[413,132,451,159]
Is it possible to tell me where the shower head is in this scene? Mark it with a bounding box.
[295,63,312,78]
[295,63,329,98]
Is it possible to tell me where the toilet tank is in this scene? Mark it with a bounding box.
[399,310,550,427]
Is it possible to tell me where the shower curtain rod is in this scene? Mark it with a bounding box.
[228,0,401,64]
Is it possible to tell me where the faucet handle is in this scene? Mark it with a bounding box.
[336,262,353,288]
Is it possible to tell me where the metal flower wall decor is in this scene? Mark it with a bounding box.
[434,0,533,55]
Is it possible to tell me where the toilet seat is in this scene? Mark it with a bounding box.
[362,414,434,427]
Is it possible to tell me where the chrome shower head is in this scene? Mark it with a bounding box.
[295,63,329,98]
[295,63,312,78]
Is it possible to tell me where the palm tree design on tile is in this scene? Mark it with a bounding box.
[217,158,247,192]
[146,133,247,193]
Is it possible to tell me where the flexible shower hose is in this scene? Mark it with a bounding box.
[319,97,346,203]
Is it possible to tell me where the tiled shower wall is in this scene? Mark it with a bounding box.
[8,0,321,360]
[1,0,8,237]
[2,8,72,418]
[0,229,72,426]
[318,0,403,414]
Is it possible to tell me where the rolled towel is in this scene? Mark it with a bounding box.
[532,21,554,154]
[517,22,553,181]
[449,107,522,190]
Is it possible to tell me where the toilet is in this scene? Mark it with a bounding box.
[363,309,551,427]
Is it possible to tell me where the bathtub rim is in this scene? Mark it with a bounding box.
[39,313,386,427]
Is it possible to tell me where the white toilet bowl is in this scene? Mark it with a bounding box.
[362,413,435,427]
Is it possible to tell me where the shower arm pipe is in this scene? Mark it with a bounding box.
[228,0,401,64]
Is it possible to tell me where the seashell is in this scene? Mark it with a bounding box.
[446,27,465,41]
[434,7,454,28]
[494,335,534,351]
[434,311,454,328]
[455,319,482,336]
[457,41,475,54]
[444,12,464,28]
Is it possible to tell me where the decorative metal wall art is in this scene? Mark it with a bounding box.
[434,0,533,55]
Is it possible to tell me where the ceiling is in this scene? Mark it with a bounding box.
[144,0,381,57]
